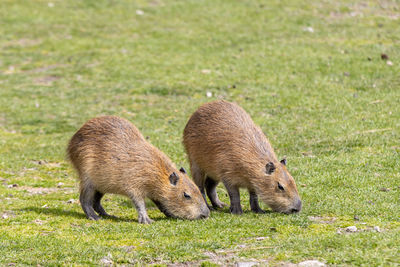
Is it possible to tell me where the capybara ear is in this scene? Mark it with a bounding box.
[265,162,276,174]
[169,172,179,186]
[280,158,287,166]
[179,167,187,174]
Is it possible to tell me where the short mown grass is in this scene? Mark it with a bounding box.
[1,0,399,265]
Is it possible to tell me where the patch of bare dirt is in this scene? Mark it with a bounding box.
[1,211,16,219]
[15,186,75,195]
[336,225,384,234]
[3,38,42,48]
[34,75,61,86]
[26,64,67,74]
[326,1,399,21]
[308,216,337,224]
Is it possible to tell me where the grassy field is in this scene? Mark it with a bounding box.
[1,0,399,265]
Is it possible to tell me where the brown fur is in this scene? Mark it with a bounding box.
[183,100,302,214]
[67,116,209,223]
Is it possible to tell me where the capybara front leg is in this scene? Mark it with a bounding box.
[131,197,153,224]
[249,191,265,213]
[190,160,210,208]
[223,181,242,215]
[205,177,226,209]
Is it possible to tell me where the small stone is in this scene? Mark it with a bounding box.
[379,187,390,192]
[354,215,360,221]
[343,72,350,76]
[7,184,18,188]
[374,226,381,232]
[255,236,267,241]
[345,226,357,232]
[298,260,326,267]
[100,256,113,266]
[42,204,48,208]
[386,60,393,66]
[2,213,9,219]
[236,262,257,267]
[136,10,144,15]
[303,26,314,33]
[206,91,212,97]
[57,182,64,188]
[66,199,75,204]
[201,69,211,74]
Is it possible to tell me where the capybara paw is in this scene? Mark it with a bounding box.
[213,201,227,209]
[88,214,100,221]
[230,206,243,215]
[138,215,154,224]
[251,207,265,214]
[99,211,112,217]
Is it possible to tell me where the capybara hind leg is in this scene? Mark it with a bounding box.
[80,182,100,220]
[190,160,210,208]
[131,197,153,224]
[223,181,242,215]
[205,177,226,209]
[249,191,265,214]
[93,191,111,217]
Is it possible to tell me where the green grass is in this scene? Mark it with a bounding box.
[1,0,399,265]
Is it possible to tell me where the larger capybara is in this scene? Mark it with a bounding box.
[183,100,302,215]
[67,116,209,224]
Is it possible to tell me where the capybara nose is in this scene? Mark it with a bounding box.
[199,206,210,219]
[291,199,302,213]
[199,213,208,219]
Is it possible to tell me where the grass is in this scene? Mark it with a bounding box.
[0,0,399,265]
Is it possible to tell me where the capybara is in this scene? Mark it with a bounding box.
[67,116,209,223]
[183,100,302,215]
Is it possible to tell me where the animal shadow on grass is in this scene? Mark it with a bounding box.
[20,206,173,223]
[215,206,274,215]
[20,206,135,222]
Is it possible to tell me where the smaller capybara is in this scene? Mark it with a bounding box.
[67,116,209,223]
[183,100,302,215]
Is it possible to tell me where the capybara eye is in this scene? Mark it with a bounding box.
[184,192,191,199]
[278,183,285,191]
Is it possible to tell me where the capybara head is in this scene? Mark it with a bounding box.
[154,167,210,220]
[256,159,302,214]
